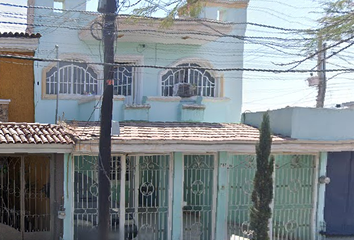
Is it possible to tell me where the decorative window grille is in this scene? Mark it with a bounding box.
[113,63,137,104]
[161,63,216,97]
[45,63,98,95]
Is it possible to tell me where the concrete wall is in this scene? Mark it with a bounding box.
[242,107,294,137]
[243,107,354,141]
[32,0,247,124]
[0,51,35,122]
[291,108,354,141]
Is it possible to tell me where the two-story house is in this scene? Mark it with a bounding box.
[22,1,329,240]
[30,0,245,124]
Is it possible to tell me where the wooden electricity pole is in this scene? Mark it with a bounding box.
[316,40,327,108]
[98,0,117,239]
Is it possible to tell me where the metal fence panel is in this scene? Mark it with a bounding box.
[125,155,170,240]
[183,155,215,240]
[227,155,256,240]
[273,155,316,240]
[73,155,170,240]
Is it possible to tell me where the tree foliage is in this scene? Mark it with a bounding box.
[129,0,205,26]
[249,112,274,240]
[316,0,354,40]
[305,0,354,51]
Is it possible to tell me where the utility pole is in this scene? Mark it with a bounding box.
[316,40,327,108]
[98,0,117,239]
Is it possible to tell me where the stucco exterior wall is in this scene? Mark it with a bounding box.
[243,107,354,141]
[291,107,354,141]
[32,0,247,124]
[0,51,35,122]
[242,108,294,137]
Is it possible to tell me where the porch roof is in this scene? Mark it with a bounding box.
[64,121,290,143]
[0,122,75,144]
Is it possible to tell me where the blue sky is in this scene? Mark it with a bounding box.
[1,0,353,112]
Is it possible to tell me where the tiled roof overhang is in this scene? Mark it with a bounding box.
[0,122,74,144]
[65,121,290,143]
[0,32,41,38]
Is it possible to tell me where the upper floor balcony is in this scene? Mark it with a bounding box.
[36,58,240,123]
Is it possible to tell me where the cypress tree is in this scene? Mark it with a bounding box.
[249,112,274,240]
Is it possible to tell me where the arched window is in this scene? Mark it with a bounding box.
[45,62,98,95]
[161,63,216,97]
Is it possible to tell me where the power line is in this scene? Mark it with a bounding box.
[0,53,353,73]
[0,2,322,31]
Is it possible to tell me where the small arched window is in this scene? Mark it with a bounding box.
[45,62,98,95]
[161,63,216,97]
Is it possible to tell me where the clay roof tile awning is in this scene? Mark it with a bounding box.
[65,121,291,143]
[0,123,75,145]
[0,32,41,38]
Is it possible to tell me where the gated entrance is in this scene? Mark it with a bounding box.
[73,155,171,240]
[226,154,316,240]
[325,151,354,236]
[227,155,256,239]
[126,155,170,240]
[183,155,216,240]
[273,155,316,240]
[0,155,52,240]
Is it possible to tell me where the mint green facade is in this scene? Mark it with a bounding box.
[32,0,247,124]
[64,152,318,240]
[28,1,329,240]
[243,107,354,240]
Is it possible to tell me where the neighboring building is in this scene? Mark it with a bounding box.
[0,32,75,240]
[0,122,74,240]
[0,32,41,122]
[243,107,354,240]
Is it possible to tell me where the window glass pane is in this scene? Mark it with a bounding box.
[53,1,63,13]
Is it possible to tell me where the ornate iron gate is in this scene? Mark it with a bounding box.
[273,155,316,240]
[74,155,170,240]
[126,155,170,240]
[183,155,216,240]
[0,155,50,238]
[74,156,99,240]
[227,155,256,239]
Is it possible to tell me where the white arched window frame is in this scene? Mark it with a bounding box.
[45,62,99,96]
[160,62,219,97]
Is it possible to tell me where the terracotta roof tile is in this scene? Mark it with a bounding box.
[0,123,75,144]
[0,32,41,38]
[65,121,291,143]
